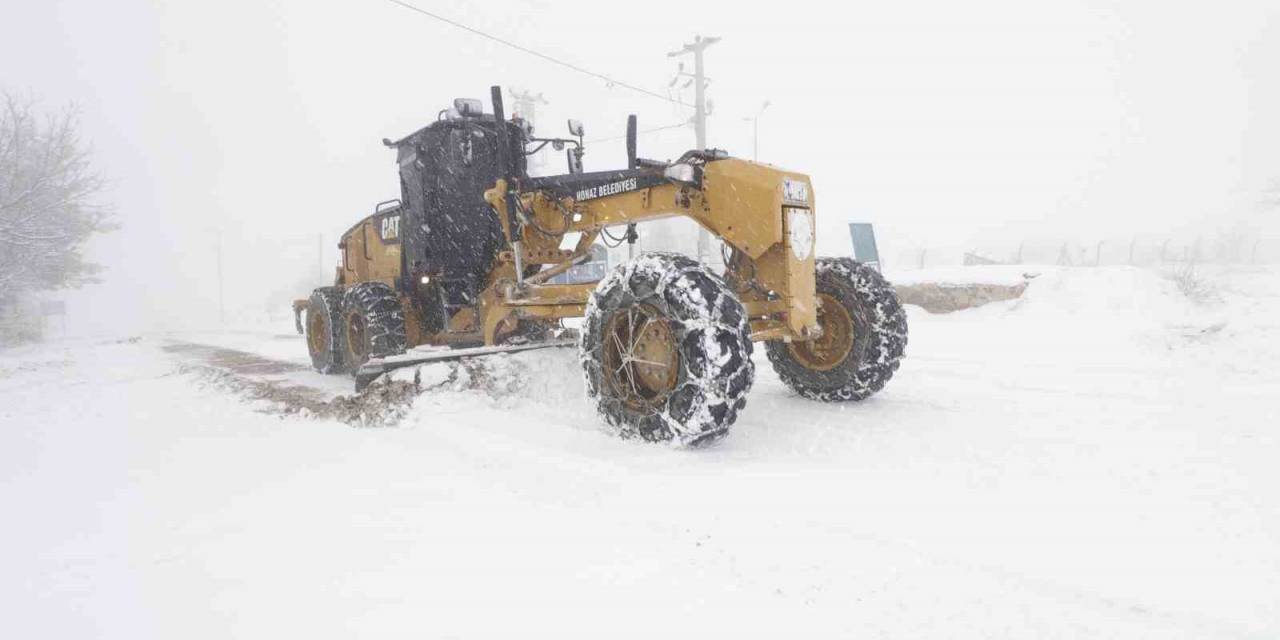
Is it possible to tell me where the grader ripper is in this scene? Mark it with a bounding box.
[295,86,907,445]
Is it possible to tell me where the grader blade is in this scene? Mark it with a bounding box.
[353,338,578,391]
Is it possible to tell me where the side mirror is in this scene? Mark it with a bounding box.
[567,119,584,137]
[566,148,583,174]
[454,98,483,117]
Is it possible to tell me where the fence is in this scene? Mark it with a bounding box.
[894,236,1280,270]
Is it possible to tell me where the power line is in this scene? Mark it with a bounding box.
[383,0,693,108]
[586,122,689,144]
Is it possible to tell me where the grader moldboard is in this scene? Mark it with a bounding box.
[294,86,907,445]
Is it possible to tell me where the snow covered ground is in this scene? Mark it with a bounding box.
[2,265,1277,638]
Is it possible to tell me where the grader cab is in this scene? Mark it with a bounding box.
[295,86,907,445]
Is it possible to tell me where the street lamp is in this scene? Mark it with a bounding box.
[743,100,771,161]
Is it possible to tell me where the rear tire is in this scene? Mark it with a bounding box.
[340,282,408,372]
[305,287,345,374]
[766,258,907,401]
[580,252,754,446]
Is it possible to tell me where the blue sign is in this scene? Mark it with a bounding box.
[848,223,881,271]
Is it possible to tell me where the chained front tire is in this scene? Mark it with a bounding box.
[305,287,346,374]
[340,282,407,372]
[766,258,907,401]
[580,253,754,446]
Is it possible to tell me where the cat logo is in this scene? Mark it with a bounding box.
[379,215,401,242]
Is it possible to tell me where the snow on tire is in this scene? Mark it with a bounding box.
[340,282,408,372]
[766,258,907,401]
[580,252,754,446]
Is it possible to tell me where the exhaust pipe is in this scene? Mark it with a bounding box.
[626,114,637,169]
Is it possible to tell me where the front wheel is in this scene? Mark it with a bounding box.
[766,258,907,401]
[580,253,754,446]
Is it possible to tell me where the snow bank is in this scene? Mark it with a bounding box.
[1006,266,1268,358]
[886,266,1039,313]
[908,265,1279,386]
[887,264,1047,287]
[1014,266,1188,320]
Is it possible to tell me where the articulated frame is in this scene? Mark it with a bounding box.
[466,158,820,346]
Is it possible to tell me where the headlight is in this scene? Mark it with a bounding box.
[786,207,814,260]
[782,178,809,205]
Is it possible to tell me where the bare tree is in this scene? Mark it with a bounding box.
[0,93,114,294]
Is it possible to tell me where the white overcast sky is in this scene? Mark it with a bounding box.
[2,0,1277,333]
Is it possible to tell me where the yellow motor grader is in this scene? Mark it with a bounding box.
[295,86,907,445]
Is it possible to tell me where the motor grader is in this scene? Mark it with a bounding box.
[294,86,907,445]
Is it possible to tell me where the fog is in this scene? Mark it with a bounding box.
[3,0,1277,335]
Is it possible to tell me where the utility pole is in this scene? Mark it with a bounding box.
[669,35,720,263]
[668,35,719,151]
[743,100,770,161]
[510,88,548,170]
